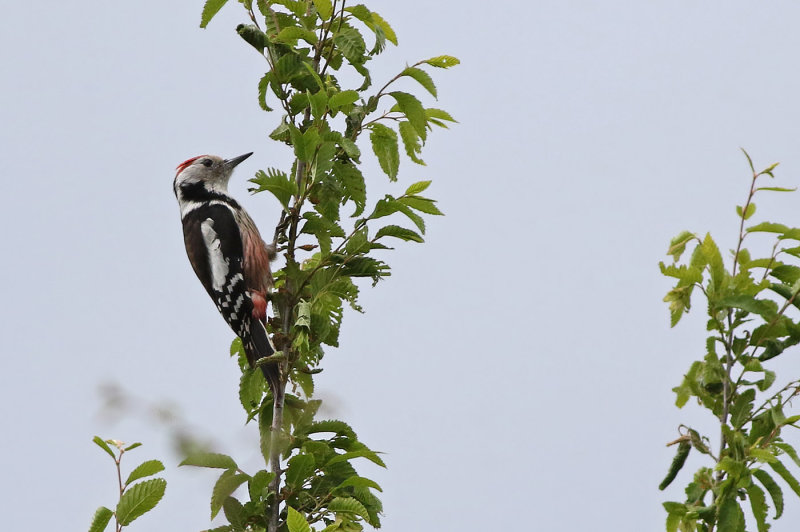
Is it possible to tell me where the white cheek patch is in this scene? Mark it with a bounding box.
[200,219,229,291]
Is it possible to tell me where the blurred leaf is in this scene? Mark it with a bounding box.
[328,497,371,521]
[736,203,756,220]
[335,475,383,492]
[179,452,237,470]
[223,497,245,530]
[717,496,745,532]
[374,225,424,243]
[329,90,360,111]
[313,0,333,20]
[285,453,316,488]
[116,478,166,526]
[768,460,800,498]
[747,482,770,532]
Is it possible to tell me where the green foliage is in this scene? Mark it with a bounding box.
[88,438,166,531]
[187,1,457,530]
[660,152,800,531]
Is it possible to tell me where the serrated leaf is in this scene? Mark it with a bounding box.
[200,0,228,28]
[287,507,312,532]
[400,66,436,97]
[93,436,115,459]
[425,107,457,126]
[223,497,245,530]
[399,196,443,215]
[370,11,397,45]
[179,452,237,469]
[405,180,431,195]
[116,478,166,526]
[250,168,297,210]
[239,368,265,413]
[335,475,383,492]
[370,124,399,180]
[398,121,424,165]
[88,506,113,532]
[248,469,275,502]
[374,225,424,243]
[334,27,366,64]
[389,91,427,140]
[326,449,386,468]
[422,55,460,68]
[769,460,800,498]
[275,26,318,45]
[328,497,371,520]
[211,470,249,519]
[258,73,273,112]
[754,469,784,518]
[313,0,333,20]
[285,453,316,488]
[747,482,770,532]
[125,460,165,486]
[775,442,800,467]
[718,496,745,532]
[306,419,356,438]
[329,90,359,111]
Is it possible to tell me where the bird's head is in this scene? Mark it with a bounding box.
[173,152,253,198]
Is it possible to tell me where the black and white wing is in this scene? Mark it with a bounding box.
[181,204,276,387]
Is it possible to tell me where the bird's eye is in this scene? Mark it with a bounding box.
[201,159,213,167]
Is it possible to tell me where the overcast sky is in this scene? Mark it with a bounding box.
[5,1,800,530]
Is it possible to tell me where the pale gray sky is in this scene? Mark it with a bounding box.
[4,1,800,530]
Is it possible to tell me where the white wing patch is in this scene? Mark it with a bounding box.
[200,219,229,291]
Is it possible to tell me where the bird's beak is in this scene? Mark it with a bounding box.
[224,152,253,170]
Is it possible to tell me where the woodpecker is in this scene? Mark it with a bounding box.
[173,152,279,393]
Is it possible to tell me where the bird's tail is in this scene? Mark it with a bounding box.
[244,318,281,395]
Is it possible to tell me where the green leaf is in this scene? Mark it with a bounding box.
[179,452,237,470]
[248,469,275,501]
[93,436,115,459]
[667,231,696,262]
[124,442,142,451]
[406,180,431,196]
[389,91,427,140]
[754,468,784,518]
[718,295,776,319]
[717,496,745,532]
[658,441,691,490]
[88,506,113,532]
[399,196,443,215]
[125,460,165,486]
[747,482,770,532]
[116,478,166,526]
[375,225,424,243]
[757,186,797,193]
[306,419,356,438]
[285,453,316,488]
[211,469,249,519]
[335,475,383,492]
[334,161,367,217]
[200,0,228,28]
[329,90,360,111]
[326,448,386,468]
[249,168,297,210]
[775,442,800,468]
[334,27,367,64]
[425,107,457,127]
[370,11,397,45]
[222,497,246,530]
[291,127,320,164]
[370,124,399,180]
[400,66,437,98]
[239,368,266,413]
[398,121,424,165]
[313,0,333,20]
[328,497,371,520]
[422,55,460,68]
[769,459,800,498]
[287,507,312,532]
[275,27,319,45]
[736,203,756,220]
